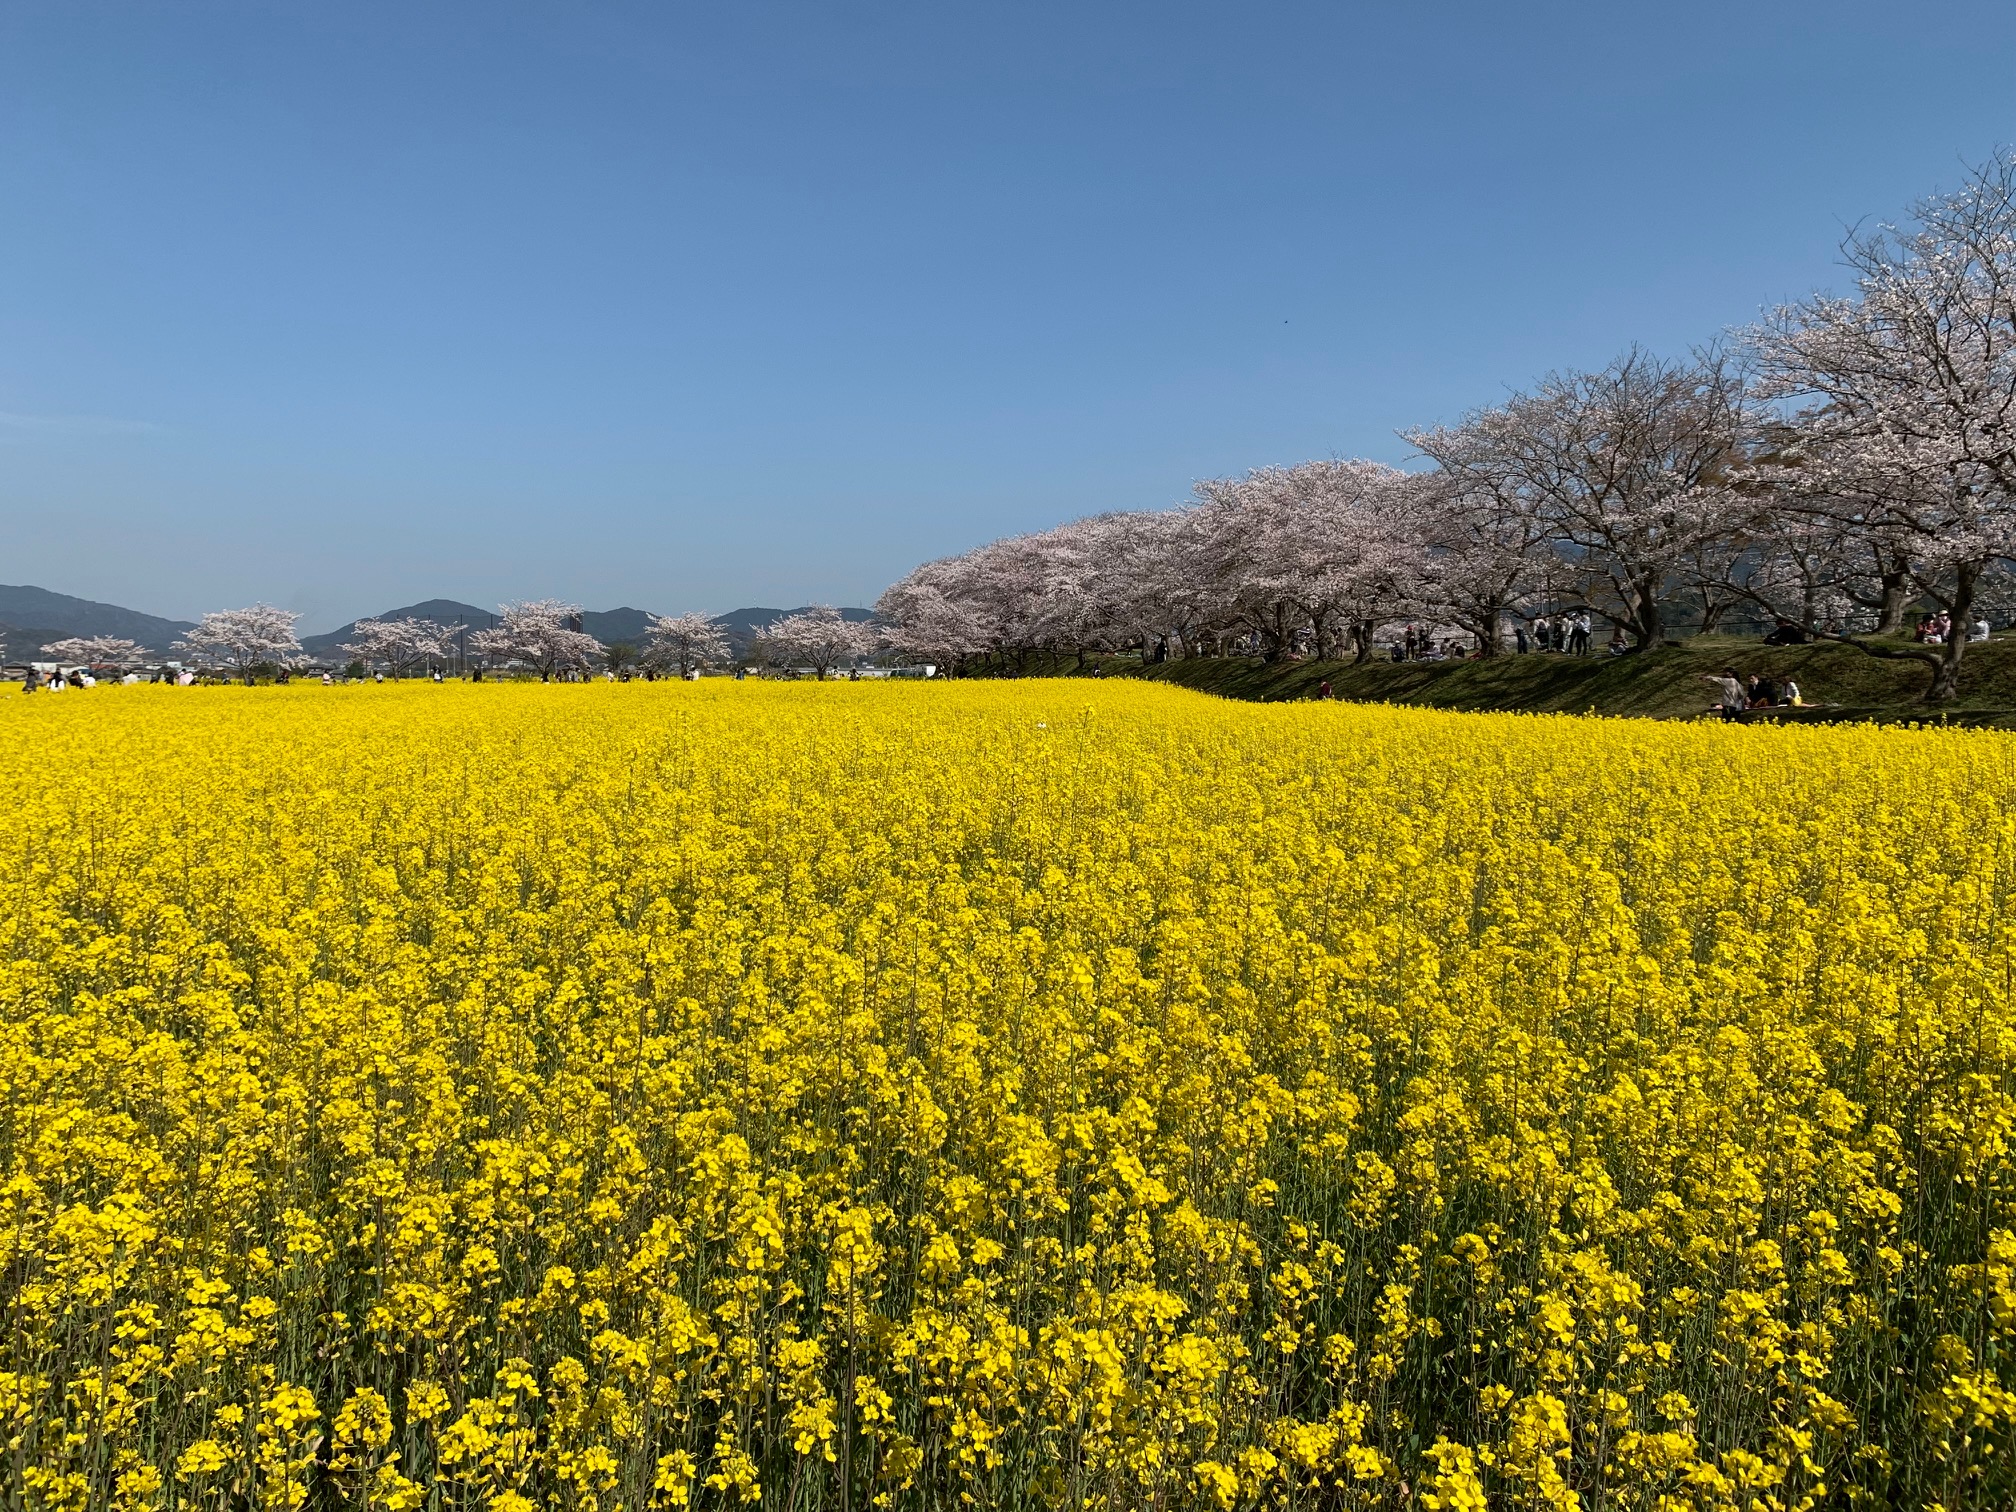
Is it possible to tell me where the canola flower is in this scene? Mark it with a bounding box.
[2,679,2014,1511]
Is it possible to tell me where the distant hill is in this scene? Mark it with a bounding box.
[299,600,492,656]
[582,607,653,645]
[0,624,72,664]
[306,601,874,657]
[0,587,879,665]
[0,584,192,649]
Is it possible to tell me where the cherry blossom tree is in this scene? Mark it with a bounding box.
[1409,348,1756,651]
[882,535,1070,670]
[643,612,730,675]
[175,605,304,683]
[1019,514,1142,664]
[875,465,1430,669]
[1094,508,1217,660]
[868,161,2016,689]
[467,600,602,680]
[340,617,451,678]
[1191,461,1423,661]
[1747,156,2016,701]
[1190,471,1307,660]
[1398,466,1551,655]
[762,606,879,679]
[875,561,994,670]
[40,635,145,667]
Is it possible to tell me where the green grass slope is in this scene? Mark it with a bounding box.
[1095,636,2016,724]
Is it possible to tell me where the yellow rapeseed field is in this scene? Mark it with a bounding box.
[3,681,2014,1511]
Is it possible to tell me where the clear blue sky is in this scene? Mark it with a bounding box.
[5,1,2015,631]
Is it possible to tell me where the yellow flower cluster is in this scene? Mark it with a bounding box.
[3,681,2014,1510]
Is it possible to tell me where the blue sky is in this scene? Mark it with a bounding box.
[5,1,2016,630]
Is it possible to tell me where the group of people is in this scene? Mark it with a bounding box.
[1386,612,1630,661]
[1518,612,1633,656]
[1392,624,1470,661]
[1706,668,1804,720]
[1518,613,1597,655]
[19,666,197,692]
[1913,611,1992,645]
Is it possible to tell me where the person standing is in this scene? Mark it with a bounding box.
[1705,669,1746,721]
[1514,623,1529,654]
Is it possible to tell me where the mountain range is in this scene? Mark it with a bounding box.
[1,585,874,663]
[0,584,196,662]
[300,601,872,657]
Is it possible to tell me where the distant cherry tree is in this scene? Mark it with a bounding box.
[175,605,304,683]
[762,606,879,679]
[340,617,451,678]
[643,612,730,676]
[468,601,603,680]
[40,635,146,667]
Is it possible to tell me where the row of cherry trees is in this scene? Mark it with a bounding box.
[878,159,2016,701]
[46,603,880,681]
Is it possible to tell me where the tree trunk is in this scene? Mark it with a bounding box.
[1612,580,1661,653]
[1256,606,1292,663]
[1926,562,1979,704]
[1631,579,1665,650]
[1929,634,1966,703]
[1474,607,1502,657]
[1309,609,1337,661]
[1877,571,1913,635]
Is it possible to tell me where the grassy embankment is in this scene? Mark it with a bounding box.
[1019,636,2016,724]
